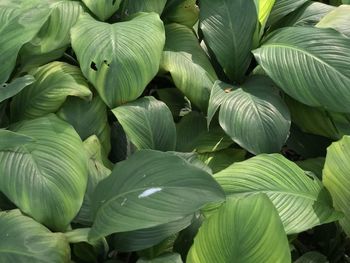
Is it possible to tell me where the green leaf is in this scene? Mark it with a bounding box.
[215,154,341,234]
[75,136,111,226]
[294,251,328,263]
[296,157,325,180]
[82,0,122,21]
[58,95,111,153]
[0,75,35,103]
[163,0,199,27]
[160,23,217,111]
[268,0,308,25]
[71,13,165,108]
[89,150,225,240]
[215,76,291,154]
[112,96,176,151]
[200,0,257,82]
[253,27,350,113]
[176,112,232,153]
[187,194,291,263]
[323,136,350,236]
[19,1,84,71]
[0,3,50,83]
[0,130,34,151]
[114,215,193,252]
[0,209,70,262]
[255,0,276,28]
[0,114,88,231]
[317,5,350,38]
[138,253,183,263]
[11,62,92,121]
[124,0,167,15]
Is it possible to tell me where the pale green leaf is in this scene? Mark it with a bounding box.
[160,23,217,111]
[323,136,350,236]
[11,62,92,121]
[112,96,176,151]
[71,13,165,108]
[317,5,350,38]
[200,0,257,82]
[215,154,341,234]
[187,194,291,263]
[0,209,70,263]
[89,150,225,240]
[253,27,350,113]
[0,114,88,231]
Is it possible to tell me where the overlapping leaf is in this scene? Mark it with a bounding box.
[71,13,165,108]
[254,27,350,113]
[163,0,199,27]
[11,62,91,121]
[268,0,309,25]
[82,0,122,21]
[0,114,88,231]
[89,150,225,240]
[187,195,291,263]
[0,210,70,263]
[317,5,350,38]
[0,75,34,103]
[112,97,176,151]
[214,154,341,234]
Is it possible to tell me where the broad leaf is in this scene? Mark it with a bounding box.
[58,95,111,153]
[213,76,291,154]
[114,215,193,252]
[0,75,34,103]
[163,0,199,27]
[124,0,167,15]
[160,23,217,111]
[187,194,291,263]
[71,13,165,108]
[0,130,34,151]
[0,115,88,231]
[82,0,122,21]
[20,1,84,71]
[11,62,92,121]
[0,3,50,83]
[0,210,70,262]
[89,150,225,240]
[200,0,257,82]
[112,96,176,151]
[317,5,350,38]
[323,136,350,236]
[214,154,341,234]
[253,27,350,113]
[268,0,308,25]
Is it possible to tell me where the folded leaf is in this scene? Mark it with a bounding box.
[71,13,165,108]
[187,194,291,263]
[215,154,341,234]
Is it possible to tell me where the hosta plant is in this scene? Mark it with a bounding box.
[1,0,350,262]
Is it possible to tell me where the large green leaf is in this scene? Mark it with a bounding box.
[58,95,111,153]
[323,136,350,236]
[0,209,70,262]
[253,27,350,113]
[0,75,34,103]
[317,5,350,38]
[11,62,91,121]
[124,0,167,15]
[210,76,291,155]
[162,0,199,27]
[268,0,308,25]
[20,0,84,71]
[0,2,50,83]
[0,115,88,231]
[160,23,217,111]
[114,215,193,252]
[71,13,165,108]
[75,136,111,226]
[0,129,34,151]
[82,0,122,21]
[112,96,176,151]
[215,154,341,234]
[200,0,257,82]
[187,194,291,263]
[176,111,232,153]
[89,150,225,240]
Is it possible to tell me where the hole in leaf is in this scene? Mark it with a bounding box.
[90,61,98,71]
[103,60,110,67]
